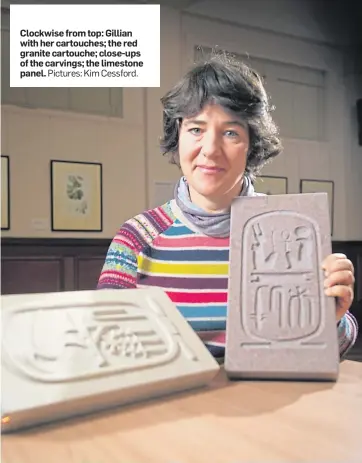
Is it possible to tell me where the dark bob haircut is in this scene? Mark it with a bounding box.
[160,52,282,179]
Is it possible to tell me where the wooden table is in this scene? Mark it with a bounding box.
[2,360,362,463]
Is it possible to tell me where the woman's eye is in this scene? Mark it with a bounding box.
[189,127,201,135]
[225,130,238,137]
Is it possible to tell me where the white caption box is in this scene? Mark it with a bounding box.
[10,4,160,87]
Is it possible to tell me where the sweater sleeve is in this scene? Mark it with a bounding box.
[338,310,359,358]
[97,228,138,289]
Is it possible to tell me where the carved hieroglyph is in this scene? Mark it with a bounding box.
[246,212,323,343]
[225,193,340,380]
[1,288,219,432]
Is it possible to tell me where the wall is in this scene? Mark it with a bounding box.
[186,0,359,45]
[343,46,362,241]
[1,1,361,240]
[1,6,148,238]
[1,98,148,238]
[149,3,357,241]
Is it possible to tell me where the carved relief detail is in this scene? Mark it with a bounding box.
[2,296,197,383]
[241,211,325,345]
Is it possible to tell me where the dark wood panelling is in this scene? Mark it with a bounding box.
[1,238,110,295]
[75,257,106,291]
[0,238,361,330]
[1,257,64,294]
[0,238,110,257]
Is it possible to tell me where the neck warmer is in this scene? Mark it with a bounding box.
[174,175,258,238]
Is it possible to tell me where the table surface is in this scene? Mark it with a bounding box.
[2,360,362,463]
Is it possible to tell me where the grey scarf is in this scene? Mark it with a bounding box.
[174,175,258,238]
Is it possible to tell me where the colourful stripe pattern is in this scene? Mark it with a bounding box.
[97,200,358,360]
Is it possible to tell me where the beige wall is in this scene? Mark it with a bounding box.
[1,2,361,240]
[344,70,362,241]
[1,90,147,238]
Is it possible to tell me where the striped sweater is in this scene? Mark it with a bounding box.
[97,199,358,359]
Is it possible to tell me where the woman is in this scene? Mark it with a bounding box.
[97,55,358,361]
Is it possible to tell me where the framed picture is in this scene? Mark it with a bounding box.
[50,160,103,232]
[254,175,288,195]
[1,155,10,230]
[300,179,334,235]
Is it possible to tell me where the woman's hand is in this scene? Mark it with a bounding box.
[322,253,355,322]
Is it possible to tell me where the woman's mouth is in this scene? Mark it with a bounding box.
[197,165,224,174]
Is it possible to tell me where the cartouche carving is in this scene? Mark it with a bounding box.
[242,211,325,346]
[2,296,198,383]
[226,194,339,380]
[2,288,220,432]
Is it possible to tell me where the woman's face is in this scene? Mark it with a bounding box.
[178,104,250,211]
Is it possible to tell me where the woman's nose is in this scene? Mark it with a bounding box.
[200,132,221,158]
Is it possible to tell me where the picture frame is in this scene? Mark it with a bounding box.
[254,175,288,195]
[1,155,10,230]
[300,179,334,235]
[50,160,103,232]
